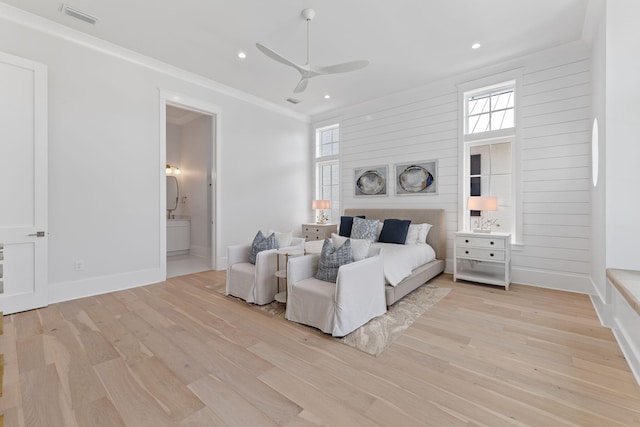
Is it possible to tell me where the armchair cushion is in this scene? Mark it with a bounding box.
[331,234,372,261]
[249,230,277,264]
[262,230,293,248]
[315,238,353,283]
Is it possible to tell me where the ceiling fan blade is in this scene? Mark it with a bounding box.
[256,43,304,72]
[314,59,370,75]
[293,78,309,93]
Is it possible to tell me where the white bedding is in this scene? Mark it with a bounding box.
[304,240,436,287]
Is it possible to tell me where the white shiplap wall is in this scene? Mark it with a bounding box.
[312,42,592,293]
[517,56,591,291]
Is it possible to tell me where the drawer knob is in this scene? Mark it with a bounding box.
[490,241,494,245]
[465,250,469,254]
[465,239,469,243]
[490,253,494,257]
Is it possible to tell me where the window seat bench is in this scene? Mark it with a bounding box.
[607,269,640,316]
[606,268,640,385]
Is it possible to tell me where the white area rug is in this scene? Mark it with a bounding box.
[214,283,451,357]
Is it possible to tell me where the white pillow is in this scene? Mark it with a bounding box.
[417,223,432,244]
[331,233,372,261]
[262,230,293,248]
[404,223,433,244]
[405,224,421,245]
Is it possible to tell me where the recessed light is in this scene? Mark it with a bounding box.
[472,43,481,49]
[238,51,247,59]
[324,94,331,99]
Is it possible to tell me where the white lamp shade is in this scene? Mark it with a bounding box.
[468,196,497,211]
[312,199,331,210]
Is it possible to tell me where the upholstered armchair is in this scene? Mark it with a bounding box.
[226,237,305,305]
[285,247,386,337]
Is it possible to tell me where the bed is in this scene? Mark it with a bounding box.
[306,208,446,306]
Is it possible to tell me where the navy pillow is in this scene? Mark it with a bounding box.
[339,215,365,237]
[378,219,412,244]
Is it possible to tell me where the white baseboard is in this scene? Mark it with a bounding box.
[49,268,164,304]
[511,267,591,294]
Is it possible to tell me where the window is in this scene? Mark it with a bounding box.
[461,79,518,239]
[467,87,514,134]
[315,124,340,222]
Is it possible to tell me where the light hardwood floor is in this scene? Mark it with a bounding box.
[1,271,640,426]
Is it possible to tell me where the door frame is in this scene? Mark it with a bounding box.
[158,89,221,277]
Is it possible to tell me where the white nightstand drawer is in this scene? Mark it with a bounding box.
[458,247,505,261]
[301,223,336,242]
[455,235,505,249]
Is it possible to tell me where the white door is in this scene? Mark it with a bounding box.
[0,52,48,315]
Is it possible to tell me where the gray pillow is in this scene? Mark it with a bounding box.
[350,217,380,241]
[315,238,353,283]
[249,230,278,264]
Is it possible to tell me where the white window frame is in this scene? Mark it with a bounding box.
[457,69,523,245]
[314,123,340,223]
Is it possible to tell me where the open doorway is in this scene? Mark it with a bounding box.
[164,104,216,278]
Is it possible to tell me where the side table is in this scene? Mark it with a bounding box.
[275,248,305,303]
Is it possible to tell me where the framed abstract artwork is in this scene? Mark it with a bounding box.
[354,165,387,196]
[394,160,437,195]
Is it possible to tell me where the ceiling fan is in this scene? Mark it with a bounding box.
[256,8,370,93]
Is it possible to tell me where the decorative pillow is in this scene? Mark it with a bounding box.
[263,230,293,248]
[249,230,278,264]
[338,215,365,237]
[405,224,421,244]
[378,219,412,244]
[417,223,432,244]
[350,217,379,241]
[315,238,353,283]
[331,233,372,261]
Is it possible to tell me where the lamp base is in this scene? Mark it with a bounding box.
[473,228,492,233]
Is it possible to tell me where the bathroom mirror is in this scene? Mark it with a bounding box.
[167,176,179,211]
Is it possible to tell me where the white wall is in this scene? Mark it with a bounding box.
[605,0,640,270]
[0,9,310,302]
[312,41,593,293]
[586,0,609,309]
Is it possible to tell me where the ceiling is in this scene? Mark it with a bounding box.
[4,0,590,117]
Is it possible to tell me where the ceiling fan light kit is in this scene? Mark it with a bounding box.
[256,8,369,94]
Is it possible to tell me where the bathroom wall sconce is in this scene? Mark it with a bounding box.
[166,164,182,175]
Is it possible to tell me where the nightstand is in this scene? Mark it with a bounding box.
[454,231,511,290]
[301,223,336,242]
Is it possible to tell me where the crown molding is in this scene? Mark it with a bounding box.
[0,2,310,123]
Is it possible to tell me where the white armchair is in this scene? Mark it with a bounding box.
[226,237,305,305]
[285,247,386,337]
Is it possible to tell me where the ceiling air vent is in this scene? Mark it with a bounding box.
[61,4,99,24]
[286,98,301,104]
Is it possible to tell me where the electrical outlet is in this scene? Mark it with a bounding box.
[74,260,85,271]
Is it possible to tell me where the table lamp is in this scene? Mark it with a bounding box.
[468,196,498,233]
[312,199,331,224]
